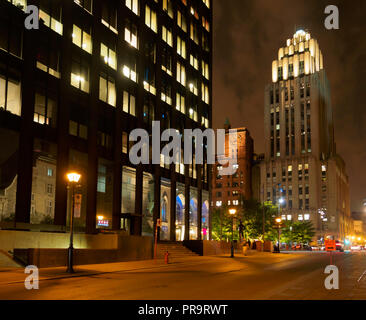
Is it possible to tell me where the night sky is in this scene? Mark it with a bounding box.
[213,0,366,212]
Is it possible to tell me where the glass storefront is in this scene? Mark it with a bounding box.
[160,178,171,240]
[202,190,209,240]
[96,158,113,229]
[142,172,154,237]
[30,139,57,224]
[190,187,198,240]
[176,182,185,241]
[121,166,136,214]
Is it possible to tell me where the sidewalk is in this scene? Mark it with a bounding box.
[0,256,207,285]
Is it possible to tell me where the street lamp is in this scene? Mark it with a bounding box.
[229,208,237,258]
[275,217,282,253]
[66,171,81,273]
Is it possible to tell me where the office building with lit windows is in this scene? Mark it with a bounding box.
[259,30,352,241]
[211,124,254,210]
[0,0,212,242]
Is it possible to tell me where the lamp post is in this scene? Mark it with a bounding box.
[66,172,81,273]
[275,217,282,253]
[229,208,237,258]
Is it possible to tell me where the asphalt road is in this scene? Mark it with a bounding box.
[0,251,366,300]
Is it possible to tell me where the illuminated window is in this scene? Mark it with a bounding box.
[101,43,116,70]
[145,5,157,33]
[122,132,128,154]
[123,57,137,82]
[39,1,63,35]
[201,116,209,128]
[190,54,198,70]
[162,0,173,18]
[7,0,27,11]
[304,214,310,221]
[298,214,303,221]
[143,66,156,95]
[202,0,210,8]
[124,22,138,49]
[99,73,116,107]
[69,120,88,139]
[201,83,209,104]
[162,26,173,47]
[189,106,197,121]
[72,25,92,54]
[0,72,21,116]
[202,60,209,80]
[190,22,199,44]
[71,59,89,93]
[123,91,136,116]
[74,0,92,13]
[101,3,117,34]
[177,36,186,59]
[190,6,199,20]
[97,165,106,193]
[177,10,187,32]
[202,16,210,32]
[176,92,185,114]
[125,0,139,15]
[161,47,172,76]
[161,79,172,105]
[176,62,186,86]
[36,44,60,78]
[216,201,222,207]
[189,80,198,96]
[34,93,57,127]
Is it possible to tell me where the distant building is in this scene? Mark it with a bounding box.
[259,30,352,241]
[211,124,254,209]
[351,211,366,236]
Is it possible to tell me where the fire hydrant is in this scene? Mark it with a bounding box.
[164,251,170,264]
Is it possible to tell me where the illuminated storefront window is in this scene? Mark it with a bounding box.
[142,172,154,237]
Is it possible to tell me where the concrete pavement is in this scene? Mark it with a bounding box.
[0,251,365,300]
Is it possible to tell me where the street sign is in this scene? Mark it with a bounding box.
[325,239,336,251]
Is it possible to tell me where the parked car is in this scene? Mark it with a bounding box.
[351,245,361,251]
[335,240,344,252]
[303,245,312,251]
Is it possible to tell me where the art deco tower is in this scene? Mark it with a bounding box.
[260,30,352,241]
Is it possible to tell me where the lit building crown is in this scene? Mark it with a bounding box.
[272,29,324,83]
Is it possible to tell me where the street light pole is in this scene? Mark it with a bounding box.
[229,208,237,258]
[66,172,81,274]
[231,215,234,258]
[67,182,75,273]
[275,217,282,253]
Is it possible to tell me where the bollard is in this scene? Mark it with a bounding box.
[164,251,169,264]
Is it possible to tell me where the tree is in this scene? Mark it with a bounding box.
[211,205,239,241]
[211,198,279,242]
[280,221,315,245]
